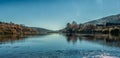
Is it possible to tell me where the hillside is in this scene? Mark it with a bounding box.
[31,27,52,33]
[0,21,51,35]
[85,14,120,24]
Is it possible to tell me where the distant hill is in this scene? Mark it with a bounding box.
[85,14,120,24]
[31,27,52,33]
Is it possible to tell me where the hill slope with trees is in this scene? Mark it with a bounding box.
[0,21,51,35]
[85,14,120,24]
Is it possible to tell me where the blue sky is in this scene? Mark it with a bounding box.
[0,0,120,30]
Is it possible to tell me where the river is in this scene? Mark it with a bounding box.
[0,33,120,58]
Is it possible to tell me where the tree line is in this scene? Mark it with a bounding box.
[61,21,120,35]
[0,21,39,35]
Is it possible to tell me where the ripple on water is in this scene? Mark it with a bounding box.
[0,50,119,58]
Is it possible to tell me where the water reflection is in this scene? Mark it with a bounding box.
[0,34,50,44]
[0,33,120,58]
[0,35,26,44]
[0,33,120,48]
[63,33,81,43]
[63,33,120,48]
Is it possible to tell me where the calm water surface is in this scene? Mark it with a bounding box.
[0,33,120,58]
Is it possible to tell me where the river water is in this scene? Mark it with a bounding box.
[0,33,120,58]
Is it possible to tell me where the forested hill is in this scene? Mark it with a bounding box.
[85,14,120,24]
[0,21,51,35]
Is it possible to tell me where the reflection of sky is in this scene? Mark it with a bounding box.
[0,0,120,30]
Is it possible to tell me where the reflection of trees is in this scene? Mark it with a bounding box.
[0,35,27,44]
[64,33,120,47]
[82,34,120,42]
[0,33,53,44]
[64,33,81,44]
[82,34,120,48]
